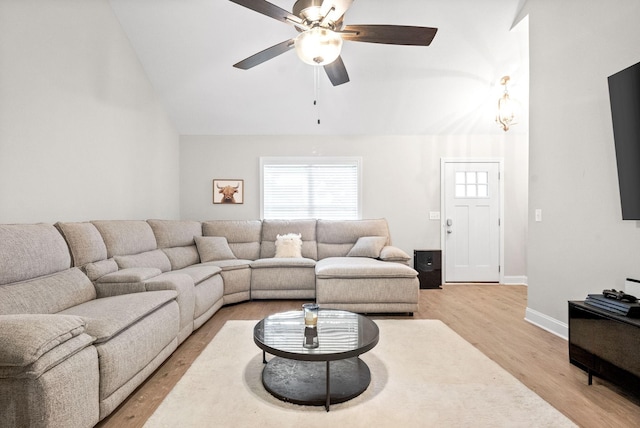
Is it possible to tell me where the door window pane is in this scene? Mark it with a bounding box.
[455,171,490,199]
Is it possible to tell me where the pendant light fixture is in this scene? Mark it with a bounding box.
[496,76,516,131]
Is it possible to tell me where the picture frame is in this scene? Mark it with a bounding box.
[213,179,244,204]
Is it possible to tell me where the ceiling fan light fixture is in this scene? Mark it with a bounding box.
[295,27,343,66]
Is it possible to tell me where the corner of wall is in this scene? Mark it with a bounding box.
[524,307,568,340]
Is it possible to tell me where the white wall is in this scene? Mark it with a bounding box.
[525,0,640,336]
[0,0,180,223]
[180,134,529,281]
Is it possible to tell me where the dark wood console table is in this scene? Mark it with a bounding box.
[568,301,640,393]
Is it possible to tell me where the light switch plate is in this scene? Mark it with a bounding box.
[429,211,441,220]
[535,209,542,222]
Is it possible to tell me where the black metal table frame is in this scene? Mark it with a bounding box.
[254,309,379,411]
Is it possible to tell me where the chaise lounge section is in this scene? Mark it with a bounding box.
[0,217,418,427]
[315,219,420,313]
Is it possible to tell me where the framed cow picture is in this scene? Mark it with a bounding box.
[213,179,244,204]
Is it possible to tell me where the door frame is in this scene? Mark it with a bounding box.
[440,158,505,284]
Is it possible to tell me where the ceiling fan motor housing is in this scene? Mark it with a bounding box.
[292,0,342,30]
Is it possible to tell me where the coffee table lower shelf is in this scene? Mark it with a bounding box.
[261,355,371,411]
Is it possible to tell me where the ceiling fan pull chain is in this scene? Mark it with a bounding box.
[314,66,321,124]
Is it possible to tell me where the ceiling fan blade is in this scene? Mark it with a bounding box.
[233,39,295,70]
[341,25,438,46]
[324,56,350,86]
[229,0,303,26]
[320,0,354,24]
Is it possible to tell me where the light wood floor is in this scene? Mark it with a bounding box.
[98,285,640,428]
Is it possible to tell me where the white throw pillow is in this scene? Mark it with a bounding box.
[275,233,302,258]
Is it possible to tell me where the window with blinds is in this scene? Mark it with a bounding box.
[261,157,361,220]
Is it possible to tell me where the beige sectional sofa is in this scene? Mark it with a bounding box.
[0,218,418,427]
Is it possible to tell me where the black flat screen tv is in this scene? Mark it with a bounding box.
[608,60,640,220]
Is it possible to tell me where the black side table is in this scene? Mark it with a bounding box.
[414,250,442,289]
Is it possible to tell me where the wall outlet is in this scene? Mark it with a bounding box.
[429,211,441,220]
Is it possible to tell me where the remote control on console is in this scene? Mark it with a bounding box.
[602,289,638,303]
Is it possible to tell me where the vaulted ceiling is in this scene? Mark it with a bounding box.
[109,0,528,135]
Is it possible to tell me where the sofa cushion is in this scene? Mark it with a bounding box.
[174,265,222,284]
[315,257,418,279]
[58,290,177,343]
[0,314,87,367]
[202,220,262,260]
[114,249,172,273]
[346,236,388,258]
[147,219,202,248]
[55,222,108,267]
[379,245,411,262]
[250,257,317,269]
[274,233,302,258]
[162,246,200,270]
[0,223,71,286]
[195,236,237,262]
[92,220,157,258]
[0,268,97,315]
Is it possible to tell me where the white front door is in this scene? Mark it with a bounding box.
[443,161,501,282]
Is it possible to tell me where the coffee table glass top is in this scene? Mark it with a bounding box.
[254,309,379,361]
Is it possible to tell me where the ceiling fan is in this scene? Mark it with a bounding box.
[230,0,438,86]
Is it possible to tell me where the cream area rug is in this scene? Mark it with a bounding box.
[144,320,576,428]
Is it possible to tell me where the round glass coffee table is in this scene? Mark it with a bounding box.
[254,309,379,411]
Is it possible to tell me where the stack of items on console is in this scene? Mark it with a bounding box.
[585,289,640,317]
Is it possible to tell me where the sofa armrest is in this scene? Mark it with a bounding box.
[0,314,94,378]
[93,267,162,297]
[97,267,162,283]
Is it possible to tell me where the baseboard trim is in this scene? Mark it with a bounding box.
[525,307,568,340]
[503,275,528,285]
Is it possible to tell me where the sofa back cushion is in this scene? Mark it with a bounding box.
[147,219,202,248]
[55,221,108,267]
[202,220,262,260]
[316,219,390,259]
[0,268,96,315]
[260,219,317,260]
[146,219,203,270]
[0,223,72,286]
[92,220,157,258]
[162,246,200,270]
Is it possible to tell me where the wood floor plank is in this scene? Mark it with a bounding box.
[97,285,640,428]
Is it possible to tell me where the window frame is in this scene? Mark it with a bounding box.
[260,156,363,220]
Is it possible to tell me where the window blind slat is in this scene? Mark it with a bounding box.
[262,158,360,220]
